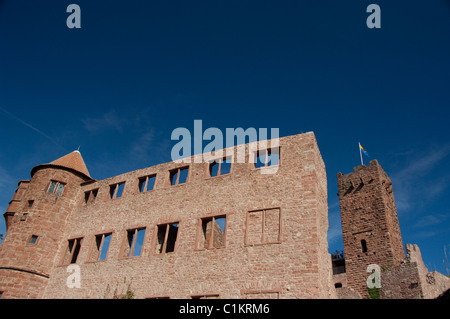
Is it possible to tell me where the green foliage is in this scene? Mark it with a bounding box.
[112,281,134,299]
[113,288,135,299]
[116,289,135,299]
[367,287,380,299]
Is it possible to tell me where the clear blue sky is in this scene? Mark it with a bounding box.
[0,0,449,274]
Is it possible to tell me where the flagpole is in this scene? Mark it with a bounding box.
[359,142,363,166]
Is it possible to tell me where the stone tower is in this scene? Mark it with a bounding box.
[337,159,404,297]
[0,151,92,298]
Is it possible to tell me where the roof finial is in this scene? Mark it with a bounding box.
[75,146,80,153]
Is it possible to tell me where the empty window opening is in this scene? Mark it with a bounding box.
[335,283,343,288]
[210,161,219,177]
[48,180,66,195]
[123,228,146,258]
[254,148,280,169]
[155,223,179,254]
[110,182,125,199]
[246,208,281,245]
[209,157,232,177]
[63,238,83,265]
[361,239,368,253]
[84,189,98,204]
[169,167,189,186]
[29,235,38,244]
[199,215,226,249]
[139,174,156,192]
[90,233,112,261]
[27,200,34,208]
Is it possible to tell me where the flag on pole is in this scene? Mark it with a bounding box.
[359,142,370,165]
[359,143,370,157]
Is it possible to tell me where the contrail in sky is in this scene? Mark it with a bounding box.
[0,106,65,150]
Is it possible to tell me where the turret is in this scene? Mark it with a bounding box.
[0,150,92,298]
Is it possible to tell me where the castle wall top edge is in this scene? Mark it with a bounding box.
[337,159,380,178]
[82,132,317,185]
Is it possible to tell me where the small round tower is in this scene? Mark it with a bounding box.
[0,151,92,298]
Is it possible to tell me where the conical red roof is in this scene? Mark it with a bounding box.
[50,150,91,178]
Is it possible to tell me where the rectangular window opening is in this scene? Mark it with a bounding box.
[48,181,57,193]
[139,174,156,192]
[110,182,125,199]
[29,235,38,244]
[169,170,178,186]
[361,239,368,253]
[254,148,280,169]
[91,233,112,261]
[28,200,34,208]
[123,228,146,258]
[109,184,116,199]
[209,161,220,177]
[55,182,66,195]
[209,157,232,177]
[169,167,189,186]
[48,180,65,195]
[63,238,83,265]
[138,177,146,192]
[199,215,226,249]
[220,157,232,175]
[84,189,99,204]
[155,223,179,254]
[92,189,98,201]
[254,151,267,169]
[116,182,125,198]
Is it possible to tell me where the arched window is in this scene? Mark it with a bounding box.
[361,239,368,253]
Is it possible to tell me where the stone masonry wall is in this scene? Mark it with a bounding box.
[381,244,450,299]
[0,168,87,298]
[40,132,335,299]
[337,160,404,298]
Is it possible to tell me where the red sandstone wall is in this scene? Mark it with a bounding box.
[40,133,335,299]
[337,160,404,298]
[0,168,86,298]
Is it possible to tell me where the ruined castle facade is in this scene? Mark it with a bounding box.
[1,132,448,299]
[0,133,336,299]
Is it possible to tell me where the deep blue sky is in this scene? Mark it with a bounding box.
[1,1,449,274]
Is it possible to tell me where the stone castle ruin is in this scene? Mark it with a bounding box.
[0,132,448,298]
